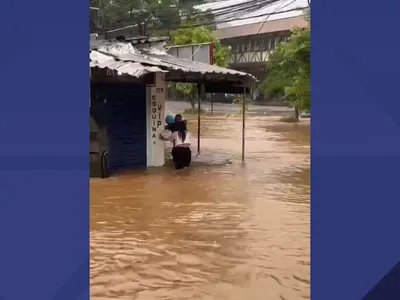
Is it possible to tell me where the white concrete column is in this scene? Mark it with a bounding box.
[146,73,166,167]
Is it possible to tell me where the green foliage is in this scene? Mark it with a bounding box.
[259,12,310,112]
[170,26,231,108]
[171,26,230,67]
[92,0,148,30]
[92,0,207,33]
[174,82,197,101]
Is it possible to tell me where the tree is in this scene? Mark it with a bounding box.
[91,0,148,31]
[91,0,207,35]
[170,25,231,110]
[259,12,310,120]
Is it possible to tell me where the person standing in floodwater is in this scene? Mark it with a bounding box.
[160,121,192,170]
[165,114,187,132]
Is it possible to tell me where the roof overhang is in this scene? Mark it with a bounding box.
[90,40,257,93]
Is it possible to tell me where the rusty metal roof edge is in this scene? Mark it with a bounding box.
[90,42,258,83]
[90,56,167,79]
[139,48,258,79]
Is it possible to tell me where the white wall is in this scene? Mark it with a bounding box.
[146,73,167,167]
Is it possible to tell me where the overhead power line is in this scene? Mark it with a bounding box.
[148,0,286,29]
[159,6,308,30]
[96,0,307,35]
[174,0,282,25]
[101,0,278,30]
[255,0,297,35]
[154,0,272,16]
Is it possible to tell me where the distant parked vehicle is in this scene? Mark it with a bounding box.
[300,110,311,118]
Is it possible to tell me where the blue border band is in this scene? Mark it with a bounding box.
[0,1,89,299]
[312,0,400,299]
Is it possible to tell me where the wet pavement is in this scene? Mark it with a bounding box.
[90,115,310,300]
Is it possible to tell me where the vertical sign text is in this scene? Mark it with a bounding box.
[151,87,164,144]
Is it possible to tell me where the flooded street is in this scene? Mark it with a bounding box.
[90,114,310,300]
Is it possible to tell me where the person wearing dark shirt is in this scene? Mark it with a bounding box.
[166,114,186,132]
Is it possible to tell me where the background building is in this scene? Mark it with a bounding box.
[214,15,307,81]
[195,0,309,101]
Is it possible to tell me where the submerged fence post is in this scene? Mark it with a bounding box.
[241,84,246,162]
[210,94,214,115]
[197,84,202,156]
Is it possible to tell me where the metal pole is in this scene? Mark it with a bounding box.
[210,94,214,115]
[241,85,246,162]
[197,84,201,155]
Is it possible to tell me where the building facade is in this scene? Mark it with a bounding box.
[214,16,308,81]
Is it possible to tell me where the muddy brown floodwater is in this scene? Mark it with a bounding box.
[90,115,310,300]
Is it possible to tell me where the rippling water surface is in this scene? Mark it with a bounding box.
[91,115,310,300]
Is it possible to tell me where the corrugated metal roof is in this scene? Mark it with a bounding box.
[90,50,165,78]
[90,43,161,78]
[214,15,308,40]
[90,41,257,82]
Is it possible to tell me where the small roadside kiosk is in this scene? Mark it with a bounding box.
[90,40,257,178]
